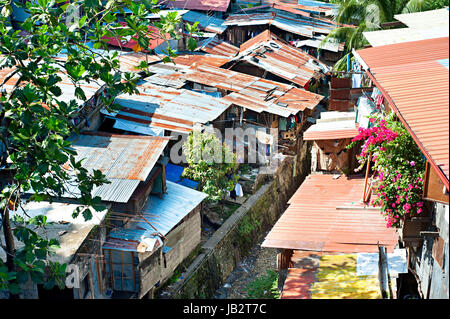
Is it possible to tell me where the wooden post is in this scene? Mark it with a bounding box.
[378,245,390,299]
[362,152,372,203]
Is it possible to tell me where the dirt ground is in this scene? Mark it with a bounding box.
[214,230,278,299]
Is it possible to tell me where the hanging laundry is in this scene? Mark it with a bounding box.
[235,183,244,197]
[279,117,287,131]
[376,94,384,109]
[352,73,362,88]
[357,96,376,129]
[371,87,381,100]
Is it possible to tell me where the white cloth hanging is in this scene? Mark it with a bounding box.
[235,183,244,197]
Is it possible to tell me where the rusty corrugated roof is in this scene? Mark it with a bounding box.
[234,30,328,87]
[155,63,323,116]
[162,0,230,12]
[117,52,162,73]
[103,22,167,51]
[109,81,232,133]
[70,132,169,181]
[304,112,359,140]
[62,132,169,203]
[356,37,449,188]
[262,174,399,253]
[197,37,239,57]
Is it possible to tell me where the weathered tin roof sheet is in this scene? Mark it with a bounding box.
[182,10,228,34]
[103,181,207,252]
[233,31,328,87]
[235,0,337,15]
[262,174,399,253]
[156,63,323,116]
[64,132,169,203]
[197,36,240,57]
[356,37,449,188]
[223,11,338,37]
[304,111,358,140]
[1,201,108,264]
[394,7,449,29]
[108,80,232,133]
[162,0,231,12]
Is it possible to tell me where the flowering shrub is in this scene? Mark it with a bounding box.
[347,113,426,228]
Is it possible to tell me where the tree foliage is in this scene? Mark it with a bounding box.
[182,131,239,203]
[0,0,197,296]
[323,0,449,70]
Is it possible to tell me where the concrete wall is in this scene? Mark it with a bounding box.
[168,138,311,298]
[138,206,202,298]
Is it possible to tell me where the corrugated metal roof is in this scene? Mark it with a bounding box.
[182,10,228,34]
[363,9,448,47]
[103,22,167,51]
[363,26,449,47]
[197,36,240,57]
[157,62,323,116]
[239,3,311,17]
[235,0,337,15]
[356,37,449,188]
[162,0,231,12]
[172,54,231,67]
[394,7,449,29]
[0,60,102,104]
[64,132,169,203]
[234,30,329,87]
[2,201,109,264]
[262,174,399,253]
[103,181,207,252]
[117,52,163,73]
[108,80,232,133]
[223,11,338,37]
[304,111,358,140]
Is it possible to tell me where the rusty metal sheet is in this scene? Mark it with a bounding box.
[357,37,449,188]
[262,174,399,253]
[69,132,169,181]
[162,0,230,12]
[197,36,239,57]
[234,31,328,87]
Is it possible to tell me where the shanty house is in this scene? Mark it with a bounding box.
[102,181,208,298]
[226,31,329,89]
[355,32,449,299]
[0,201,109,299]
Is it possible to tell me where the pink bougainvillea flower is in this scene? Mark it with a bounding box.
[410,161,416,166]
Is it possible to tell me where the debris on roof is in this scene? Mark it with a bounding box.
[1,201,109,264]
[153,62,324,116]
